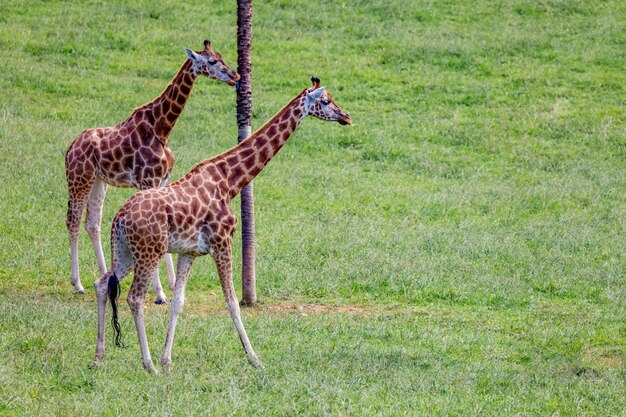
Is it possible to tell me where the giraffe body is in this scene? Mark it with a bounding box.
[92,78,351,372]
[67,121,175,190]
[65,40,239,300]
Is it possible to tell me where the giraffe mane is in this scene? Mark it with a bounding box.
[127,59,194,116]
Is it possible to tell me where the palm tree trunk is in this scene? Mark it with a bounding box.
[236,0,256,306]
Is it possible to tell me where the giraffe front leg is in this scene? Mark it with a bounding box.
[69,233,84,294]
[157,178,177,292]
[85,178,108,276]
[128,267,158,373]
[138,179,172,304]
[152,269,169,305]
[164,253,176,291]
[160,254,195,371]
[214,244,262,368]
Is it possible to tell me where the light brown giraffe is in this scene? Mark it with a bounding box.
[65,40,239,302]
[92,78,351,372]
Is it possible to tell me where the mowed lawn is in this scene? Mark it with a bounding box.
[0,0,625,415]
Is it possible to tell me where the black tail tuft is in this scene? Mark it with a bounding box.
[108,273,124,348]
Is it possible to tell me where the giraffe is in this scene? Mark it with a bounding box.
[91,77,351,372]
[65,40,239,303]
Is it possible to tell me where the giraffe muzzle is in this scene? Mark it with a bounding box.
[226,72,241,86]
[337,113,352,126]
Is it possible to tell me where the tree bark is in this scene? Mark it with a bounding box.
[236,0,256,306]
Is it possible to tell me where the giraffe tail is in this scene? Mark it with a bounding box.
[109,213,123,267]
[108,272,124,348]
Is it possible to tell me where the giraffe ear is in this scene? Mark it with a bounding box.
[185,48,202,62]
[306,87,326,103]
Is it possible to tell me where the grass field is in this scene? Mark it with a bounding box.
[1,0,625,415]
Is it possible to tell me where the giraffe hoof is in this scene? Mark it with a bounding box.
[74,288,86,295]
[247,354,264,369]
[154,297,169,305]
[144,364,159,374]
[160,358,172,372]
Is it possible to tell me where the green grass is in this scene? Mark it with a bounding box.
[1,0,625,415]
[1,297,624,416]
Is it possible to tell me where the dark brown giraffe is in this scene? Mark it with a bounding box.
[92,78,351,372]
[65,40,239,302]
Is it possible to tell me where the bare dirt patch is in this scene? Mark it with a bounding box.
[264,303,368,314]
[594,355,624,369]
[583,347,625,370]
[182,294,376,317]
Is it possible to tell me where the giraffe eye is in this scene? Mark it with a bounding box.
[207,59,218,65]
[320,99,330,106]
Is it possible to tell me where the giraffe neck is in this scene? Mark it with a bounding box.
[185,90,308,201]
[134,60,198,141]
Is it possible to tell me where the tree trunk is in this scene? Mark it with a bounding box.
[236,0,256,306]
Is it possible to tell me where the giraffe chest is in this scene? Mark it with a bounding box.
[166,199,236,257]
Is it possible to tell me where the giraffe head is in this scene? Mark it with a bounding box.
[185,40,240,86]
[304,77,352,125]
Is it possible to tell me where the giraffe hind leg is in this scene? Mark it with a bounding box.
[93,270,112,366]
[128,257,162,373]
[93,229,134,366]
[67,177,95,294]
